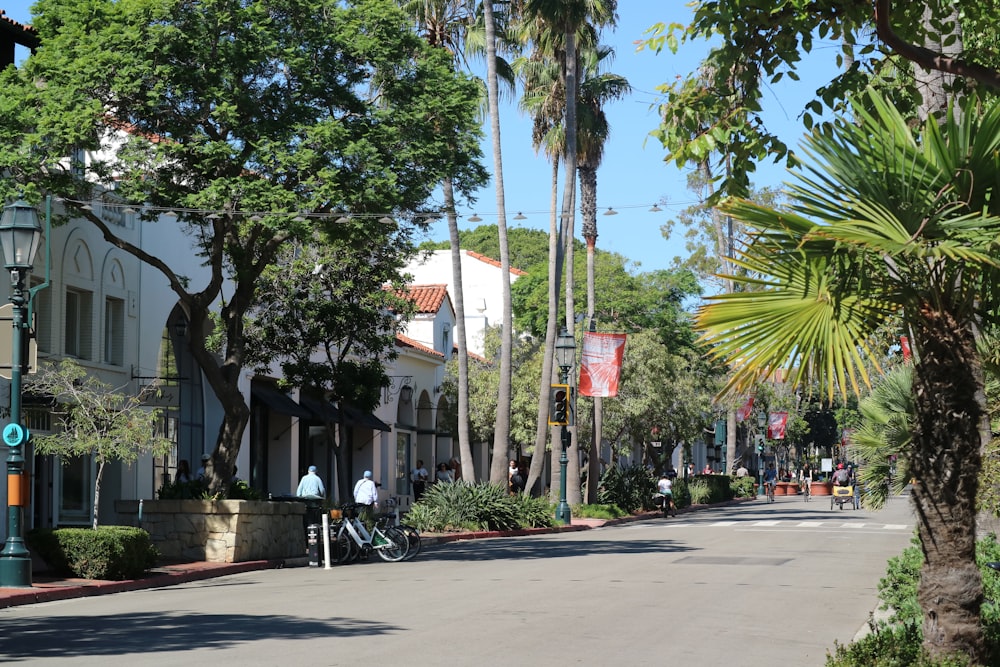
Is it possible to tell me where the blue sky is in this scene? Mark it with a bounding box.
[2,1,840,274]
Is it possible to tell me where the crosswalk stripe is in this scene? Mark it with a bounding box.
[753,521,780,526]
[797,521,825,527]
[884,524,909,530]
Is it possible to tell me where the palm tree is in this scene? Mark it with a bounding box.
[851,364,915,509]
[696,91,1000,662]
[482,0,519,484]
[576,45,629,502]
[520,0,615,503]
[402,0,479,481]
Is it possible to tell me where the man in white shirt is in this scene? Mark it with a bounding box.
[296,465,325,498]
[354,470,379,526]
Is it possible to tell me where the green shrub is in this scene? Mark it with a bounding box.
[688,480,712,505]
[828,532,1000,665]
[27,526,158,580]
[597,463,656,513]
[404,482,555,533]
[730,475,757,499]
[157,478,207,499]
[571,503,627,520]
[826,623,972,667]
[672,479,691,509]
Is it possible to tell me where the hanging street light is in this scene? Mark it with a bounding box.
[0,196,43,588]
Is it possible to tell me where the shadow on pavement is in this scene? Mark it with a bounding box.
[419,536,696,562]
[0,612,397,659]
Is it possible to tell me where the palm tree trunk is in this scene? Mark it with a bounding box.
[909,310,985,663]
[580,163,600,503]
[443,177,476,481]
[561,25,582,507]
[528,158,561,497]
[482,0,515,485]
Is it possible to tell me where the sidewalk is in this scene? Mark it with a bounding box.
[0,500,748,609]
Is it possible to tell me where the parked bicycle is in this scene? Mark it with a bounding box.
[330,503,409,563]
[382,497,422,561]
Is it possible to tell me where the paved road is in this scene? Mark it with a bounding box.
[0,495,915,666]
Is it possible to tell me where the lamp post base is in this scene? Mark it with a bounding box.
[0,550,32,588]
[556,501,571,525]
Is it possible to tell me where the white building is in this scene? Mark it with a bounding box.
[405,249,526,356]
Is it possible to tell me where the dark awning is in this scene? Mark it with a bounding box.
[299,396,390,432]
[342,403,391,432]
[251,384,313,419]
[300,395,342,423]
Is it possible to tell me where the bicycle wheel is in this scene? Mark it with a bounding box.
[398,524,421,561]
[333,529,356,564]
[375,527,409,562]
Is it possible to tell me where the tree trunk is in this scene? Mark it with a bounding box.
[561,26,582,507]
[482,0,514,485]
[443,178,476,481]
[910,310,985,663]
[527,158,561,498]
[580,163,600,503]
[92,459,106,529]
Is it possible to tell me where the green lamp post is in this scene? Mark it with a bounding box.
[555,328,575,526]
[0,197,42,588]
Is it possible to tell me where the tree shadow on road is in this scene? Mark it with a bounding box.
[419,536,696,562]
[0,612,396,659]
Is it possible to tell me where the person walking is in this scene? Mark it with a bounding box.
[296,465,325,498]
[353,470,379,527]
[411,460,429,502]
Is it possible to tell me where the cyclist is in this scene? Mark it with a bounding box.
[763,463,778,500]
[799,461,812,501]
[656,473,676,517]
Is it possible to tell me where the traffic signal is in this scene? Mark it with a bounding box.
[548,384,570,426]
[757,443,765,453]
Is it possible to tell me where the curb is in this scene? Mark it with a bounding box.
[0,558,292,610]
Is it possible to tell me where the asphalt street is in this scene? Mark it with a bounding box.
[0,495,915,666]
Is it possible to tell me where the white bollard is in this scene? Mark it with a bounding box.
[322,512,333,570]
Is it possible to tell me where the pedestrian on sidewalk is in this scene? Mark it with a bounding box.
[296,465,325,498]
[354,470,379,527]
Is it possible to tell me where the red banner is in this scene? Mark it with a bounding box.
[767,412,789,439]
[900,335,911,361]
[579,332,627,397]
[735,396,754,422]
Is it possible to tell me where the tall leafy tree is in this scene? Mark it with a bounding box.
[245,238,417,499]
[696,92,1000,662]
[0,0,484,495]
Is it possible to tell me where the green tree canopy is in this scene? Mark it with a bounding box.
[0,0,485,494]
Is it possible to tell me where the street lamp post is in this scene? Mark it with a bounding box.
[555,328,575,525]
[0,197,42,588]
[757,411,767,497]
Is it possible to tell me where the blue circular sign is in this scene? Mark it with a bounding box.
[3,423,25,446]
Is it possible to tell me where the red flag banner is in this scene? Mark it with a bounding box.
[768,412,789,439]
[579,332,627,397]
[900,335,912,361]
[735,396,754,422]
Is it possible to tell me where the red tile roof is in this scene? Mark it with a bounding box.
[395,334,444,359]
[402,284,450,314]
[465,250,527,276]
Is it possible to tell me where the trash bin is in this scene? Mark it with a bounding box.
[307,523,320,567]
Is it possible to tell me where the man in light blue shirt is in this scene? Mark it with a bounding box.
[296,466,325,498]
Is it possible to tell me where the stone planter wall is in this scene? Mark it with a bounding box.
[114,499,306,563]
